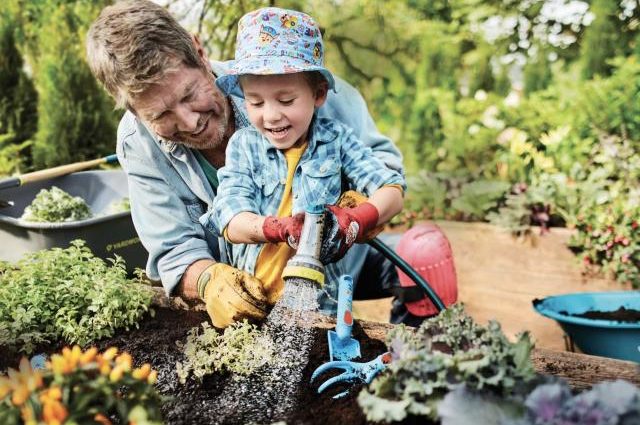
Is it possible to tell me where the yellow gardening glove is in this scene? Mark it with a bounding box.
[197,263,269,329]
[337,190,385,241]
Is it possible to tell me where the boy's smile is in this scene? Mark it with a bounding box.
[241,73,327,150]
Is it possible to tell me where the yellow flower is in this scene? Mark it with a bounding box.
[0,376,12,399]
[132,364,152,381]
[109,364,125,382]
[115,353,133,371]
[103,347,119,361]
[80,347,98,365]
[11,385,29,406]
[147,370,158,385]
[20,404,37,425]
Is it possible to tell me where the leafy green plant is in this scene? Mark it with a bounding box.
[0,346,162,424]
[358,304,536,423]
[176,320,274,383]
[21,186,92,222]
[0,240,153,354]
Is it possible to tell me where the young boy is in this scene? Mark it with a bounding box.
[205,7,405,313]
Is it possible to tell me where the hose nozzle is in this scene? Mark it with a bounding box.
[282,205,325,286]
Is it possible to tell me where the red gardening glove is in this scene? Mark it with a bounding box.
[324,202,379,260]
[262,213,305,249]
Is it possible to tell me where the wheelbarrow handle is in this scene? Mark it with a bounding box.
[0,154,119,191]
[368,237,446,312]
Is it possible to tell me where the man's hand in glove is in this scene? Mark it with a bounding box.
[197,263,269,329]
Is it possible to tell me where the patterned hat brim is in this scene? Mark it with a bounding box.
[215,57,336,98]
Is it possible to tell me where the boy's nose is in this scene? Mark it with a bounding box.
[263,103,282,123]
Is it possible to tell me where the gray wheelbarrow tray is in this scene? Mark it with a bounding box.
[0,170,146,275]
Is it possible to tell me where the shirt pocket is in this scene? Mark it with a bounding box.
[252,164,279,197]
[185,200,206,223]
[300,159,342,205]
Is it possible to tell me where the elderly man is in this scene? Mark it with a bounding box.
[86,0,416,327]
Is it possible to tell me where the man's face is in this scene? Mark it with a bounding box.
[131,64,233,151]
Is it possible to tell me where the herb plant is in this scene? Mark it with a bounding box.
[0,240,153,354]
[0,346,163,424]
[21,186,92,222]
[176,320,274,383]
[358,304,536,423]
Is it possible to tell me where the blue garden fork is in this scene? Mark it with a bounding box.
[311,274,392,398]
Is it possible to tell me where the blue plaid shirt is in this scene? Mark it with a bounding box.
[200,116,405,312]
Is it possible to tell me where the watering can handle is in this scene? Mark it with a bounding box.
[0,154,119,191]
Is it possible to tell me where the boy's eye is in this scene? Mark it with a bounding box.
[280,99,294,105]
[249,101,264,107]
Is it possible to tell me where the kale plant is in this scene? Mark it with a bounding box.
[21,186,92,222]
[358,304,536,423]
[176,320,274,383]
[516,380,640,425]
[0,240,153,354]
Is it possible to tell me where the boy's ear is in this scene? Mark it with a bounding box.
[314,82,329,107]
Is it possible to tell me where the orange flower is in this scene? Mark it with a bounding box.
[80,347,99,365]
[42,399,68,425]
[109,364,125,382]
[94,413,113,425]
[147,370,158,385]
[132,363,152,381]
[102,347,119,361]
[115,353,133,372]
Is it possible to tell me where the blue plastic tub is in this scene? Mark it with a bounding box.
[533,291,640,362]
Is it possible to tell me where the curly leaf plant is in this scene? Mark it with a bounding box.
[358,304,536,423]
[0,240,153,354]
[0,346,162,425]
[176,320,274,383]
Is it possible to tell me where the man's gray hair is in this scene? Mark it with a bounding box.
[86,0,205,109]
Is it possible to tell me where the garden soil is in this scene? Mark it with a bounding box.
[1,307,389,425]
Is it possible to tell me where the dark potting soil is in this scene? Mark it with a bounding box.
[1,307,389,425]
[570,306,640,322]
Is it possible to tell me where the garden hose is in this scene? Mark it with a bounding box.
[368,237,446,312]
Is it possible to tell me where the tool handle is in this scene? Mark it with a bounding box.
[369,237,446,312]
[0,154,119,190]
[336,274,355,340]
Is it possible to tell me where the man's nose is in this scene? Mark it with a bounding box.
[174,104,199,133]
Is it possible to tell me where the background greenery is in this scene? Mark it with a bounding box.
[0,0,638,285]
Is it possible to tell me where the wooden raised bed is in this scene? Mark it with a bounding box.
[3,292,638,424]
[354,221,630,352]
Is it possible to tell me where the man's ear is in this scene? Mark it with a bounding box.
[191,34,211,71]
[314,83,329,108]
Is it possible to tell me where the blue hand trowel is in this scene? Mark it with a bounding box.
[328,274,361,361]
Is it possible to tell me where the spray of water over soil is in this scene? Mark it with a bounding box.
[211,277,320,424]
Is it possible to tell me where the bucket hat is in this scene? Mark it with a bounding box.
[215,7,335,98]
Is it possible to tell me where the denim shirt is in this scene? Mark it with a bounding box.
[202,117,405,309]
[116,61,404,296]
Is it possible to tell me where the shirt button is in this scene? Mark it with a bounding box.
[280,179,286,184]
[320,166,326,172]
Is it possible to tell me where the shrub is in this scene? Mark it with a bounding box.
[0,240,153,354]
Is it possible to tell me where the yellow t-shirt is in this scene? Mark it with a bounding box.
[255,142,308,304]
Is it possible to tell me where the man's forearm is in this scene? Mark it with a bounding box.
[176,259,216,300]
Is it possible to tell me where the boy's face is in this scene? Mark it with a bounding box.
[241,73,327,150]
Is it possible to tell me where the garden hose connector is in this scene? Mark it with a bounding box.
[282,205,326,286]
